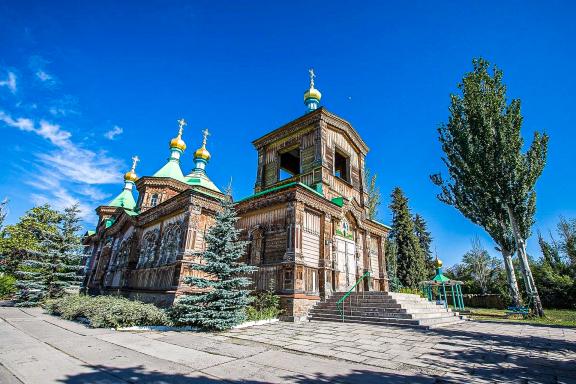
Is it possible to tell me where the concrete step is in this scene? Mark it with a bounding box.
[309,314,464,329]
[309,309,457,320]
[316,302,449,311]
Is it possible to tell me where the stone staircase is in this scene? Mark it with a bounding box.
[309,291,466,329]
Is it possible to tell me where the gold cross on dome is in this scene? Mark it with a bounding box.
[309,68,315,88]
[177,118,187,136]
[131,155,140,171]
[201,128,210,147]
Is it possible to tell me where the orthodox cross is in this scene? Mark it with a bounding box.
[309,68,315,88]
[131,155,140,171]
[177,118,187,136]
[201,128,210,147]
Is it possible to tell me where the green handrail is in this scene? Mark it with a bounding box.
[336,271,371,321]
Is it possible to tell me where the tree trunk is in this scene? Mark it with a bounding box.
[500,247,521,307]
[506,206,545,317]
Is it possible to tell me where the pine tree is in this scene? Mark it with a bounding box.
[413,214,434,278]
[170,194,257,330]
[15,205,84,306]
[389,187,426,289]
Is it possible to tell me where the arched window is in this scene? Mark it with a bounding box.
[137,230,158,268]
[150,194,159,207]
[111,237,132,270]
[158,223,182,266]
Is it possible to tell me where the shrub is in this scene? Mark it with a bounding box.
[245,290,283,321]
[0,274,16,299]
[398,287,426,298]
[45,294,170,328]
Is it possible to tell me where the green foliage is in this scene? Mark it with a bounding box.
[15,205,84,306]
[0,273,16,298]
[245,290,283,321]
[413,214,434,278]
[532,219,576,309]
[0,204,61,275]
[170,194,257,331]
[364,168,381,220]
[431,58,548,315]
[389,187,426,289]
[385,238,402,291]
[398,287,425,298]
[446,237,512,299]
[44,294,170,328]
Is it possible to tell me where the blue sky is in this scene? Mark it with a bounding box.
[0,1,574,266]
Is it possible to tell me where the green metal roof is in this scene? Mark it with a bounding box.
[107,188,137,211]
[153,159,186,182]
[236,181,325,204]
[185,169,221,193]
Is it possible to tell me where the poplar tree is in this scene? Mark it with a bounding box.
[389,187,426,289]
[432,58,547,315]
[170,193,257,330]
[364,168,381,220]
[413,214,434,277]
[15,205,84,306]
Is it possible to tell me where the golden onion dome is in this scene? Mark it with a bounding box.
[194,146,211,161]
[124,155,139,182]
[304,87,322,101]
[124,170,138,182]
[434,258,443,268]
[170,136,187,151]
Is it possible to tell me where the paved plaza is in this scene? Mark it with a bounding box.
[0,307,575,383]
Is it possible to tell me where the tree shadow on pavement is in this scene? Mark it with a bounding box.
[56,364,439,384]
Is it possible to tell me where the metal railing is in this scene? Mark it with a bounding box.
[336,271,371,321]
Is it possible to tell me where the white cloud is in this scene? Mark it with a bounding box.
[104,125,123,140]
[0,72,17,93]
[36,70,53,82]
[1,111,124,220]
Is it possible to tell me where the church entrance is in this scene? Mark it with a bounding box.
[335,237,357,292]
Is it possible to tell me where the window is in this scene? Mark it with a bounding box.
[279,147,300,180]
[150,194,159,207]
[334,149,350,182]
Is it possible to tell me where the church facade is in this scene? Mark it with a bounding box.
[83,72,390,321]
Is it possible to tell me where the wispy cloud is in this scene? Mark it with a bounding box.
[104,125,123,140]
[35,70,53,82]
[1,110,124,220]
[0,71,17,93]
[29,56,57,88]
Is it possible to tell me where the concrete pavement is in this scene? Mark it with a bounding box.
[0,307,575,383]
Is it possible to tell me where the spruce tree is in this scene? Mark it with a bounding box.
[15,205,84,306]
[389,187,426,289]
[413,214,434,278]
[385,237,402,291]
[170,194,256,330]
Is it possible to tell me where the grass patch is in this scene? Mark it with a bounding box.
[469,307,576,327]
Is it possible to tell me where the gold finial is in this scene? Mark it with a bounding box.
[309,68,315,88]
[201,128,210,148]
[304,68,321,103]
[131,155,140,172]
[170,119,187,151]
[124,155,139,182]
[194,129,211,161]
[177,118,187,137]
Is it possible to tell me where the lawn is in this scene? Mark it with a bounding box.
[468,307,576,327]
